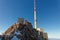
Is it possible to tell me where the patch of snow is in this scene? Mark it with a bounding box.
[14,30,21,35]
[11,36,18,40]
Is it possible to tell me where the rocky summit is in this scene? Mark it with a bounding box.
[0,18,48,40]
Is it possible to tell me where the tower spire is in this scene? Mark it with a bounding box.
[34,0,37,29]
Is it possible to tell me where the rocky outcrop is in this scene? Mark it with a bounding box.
[0,18,48,40]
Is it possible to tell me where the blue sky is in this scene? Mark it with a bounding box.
[0,0,60,39]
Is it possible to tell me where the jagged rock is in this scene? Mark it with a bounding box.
[1,18,48,40]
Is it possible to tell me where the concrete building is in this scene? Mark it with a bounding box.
[18,18,24,24]
[43,33,48,40]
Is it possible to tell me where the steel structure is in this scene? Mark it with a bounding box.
[34,0,38,29]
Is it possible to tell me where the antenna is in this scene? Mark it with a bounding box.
[34,0,38,29]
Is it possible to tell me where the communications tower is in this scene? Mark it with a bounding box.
[34,0,38,29]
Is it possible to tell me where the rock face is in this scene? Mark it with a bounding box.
[1,18,48,40]
[3,18,38,40]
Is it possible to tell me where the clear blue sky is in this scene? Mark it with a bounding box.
[0,0,60,39]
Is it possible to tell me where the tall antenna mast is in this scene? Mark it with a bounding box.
[34,0,37,29]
